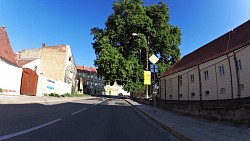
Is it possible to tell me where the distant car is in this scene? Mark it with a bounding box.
[118,93,124,99]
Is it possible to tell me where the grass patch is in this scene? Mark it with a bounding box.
[62,93,90,97]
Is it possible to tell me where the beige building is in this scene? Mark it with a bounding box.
[76,65,104,95]
[160,20,250,101]
[17,44,77,89]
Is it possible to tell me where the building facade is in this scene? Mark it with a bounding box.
[160,20,250,102]
[0,26,22,95]
[76,65,104,95]
[18,44,77,88]
[104,82,130,96]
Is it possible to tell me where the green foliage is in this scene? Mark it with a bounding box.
[62,93,89,97]
[48,93,61,98]
[91,0,181,92]
[0,88,3,93]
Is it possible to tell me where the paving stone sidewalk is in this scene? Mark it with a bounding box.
[126,99,250,141]
[0,94,92,104]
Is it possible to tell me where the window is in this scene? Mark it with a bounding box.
[236,59,242,70]
[86,81,89,85]
[191,93,195,97]
[179,94,182,99]
[78,72,81,77]
[190,75,194,83]
[220,88,226,94]
[169,95,172,99]
[205,91,209,95]
[34,65,37,72]
[179,75,182,86]
[204,70,209,80]
[219,65,225,75]
[239,84,244,91]
[82,73,85,77]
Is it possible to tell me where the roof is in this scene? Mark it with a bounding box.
[0,26,17,65]
[161,20,250,78]
[76,65,97,73]
[16,59,35,67]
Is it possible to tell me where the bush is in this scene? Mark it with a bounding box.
[0,88,3,93]
[48,93,61,98]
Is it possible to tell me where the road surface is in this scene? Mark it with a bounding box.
[0,97,178,141]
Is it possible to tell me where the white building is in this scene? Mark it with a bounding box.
[0,26,22,95]
[160,20,250,101]
[104,82,130,96]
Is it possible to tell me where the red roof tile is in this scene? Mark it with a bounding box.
[76,65,97,73]
[161,20,250,78]
[0,26,17,65]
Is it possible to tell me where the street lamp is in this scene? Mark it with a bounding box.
[132,33,149,99]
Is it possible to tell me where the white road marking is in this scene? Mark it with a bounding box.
[0,118,61,141]
[71,107,88,115]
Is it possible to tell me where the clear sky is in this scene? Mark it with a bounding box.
[0,0,249,67]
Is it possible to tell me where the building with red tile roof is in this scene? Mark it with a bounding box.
[0,26,22,95]
[161,20,250,78]
[76,65,104,95]
[0,26,18,65]
[160,20,250,102]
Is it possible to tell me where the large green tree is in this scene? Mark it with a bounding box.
[91,0,181,92]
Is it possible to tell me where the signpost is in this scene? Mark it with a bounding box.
[149,54,159,109]
[144,71,151,85]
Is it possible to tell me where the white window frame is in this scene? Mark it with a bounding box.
[190,74,194,83]
[204,70,209,80]
[219,65,225,76]
[179,75,182,86]
[236,59,242,71]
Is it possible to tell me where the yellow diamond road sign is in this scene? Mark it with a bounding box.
[149,54,159,64]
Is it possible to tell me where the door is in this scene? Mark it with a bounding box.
[20,68,38,96]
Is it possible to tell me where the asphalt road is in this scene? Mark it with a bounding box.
[0,98,178,141]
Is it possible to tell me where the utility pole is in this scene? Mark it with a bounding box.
[132,33,149,99]
[145,39,149,99]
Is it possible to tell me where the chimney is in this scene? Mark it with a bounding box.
[42,43,45,48]
[83,64,85,68]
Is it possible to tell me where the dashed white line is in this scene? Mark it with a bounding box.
[0,118,61,141]
[71,107,88,115]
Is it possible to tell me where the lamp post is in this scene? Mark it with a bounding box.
[132,33,149,99]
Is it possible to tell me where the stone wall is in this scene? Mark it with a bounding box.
[133,97,250,126]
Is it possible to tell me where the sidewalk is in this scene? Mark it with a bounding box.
[126,99,250,141]
[0,94,92,104]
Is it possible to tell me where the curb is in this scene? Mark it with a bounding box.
[125,99,193,141]
[0,97,92,104]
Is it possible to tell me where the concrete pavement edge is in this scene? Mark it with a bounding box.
[125,99,193,141]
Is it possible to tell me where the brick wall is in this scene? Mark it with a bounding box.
[39,46,67,82]
[18,48,41,59]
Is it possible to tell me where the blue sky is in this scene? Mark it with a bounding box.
[0,0,249,67]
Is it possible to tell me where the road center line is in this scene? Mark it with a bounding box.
[71,107,88,115]
[0,118,61,141]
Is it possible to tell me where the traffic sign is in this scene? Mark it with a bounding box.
[144,71,151,85]
[149,54,159,64]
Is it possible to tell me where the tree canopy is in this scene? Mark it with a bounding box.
[91,0,181,92]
